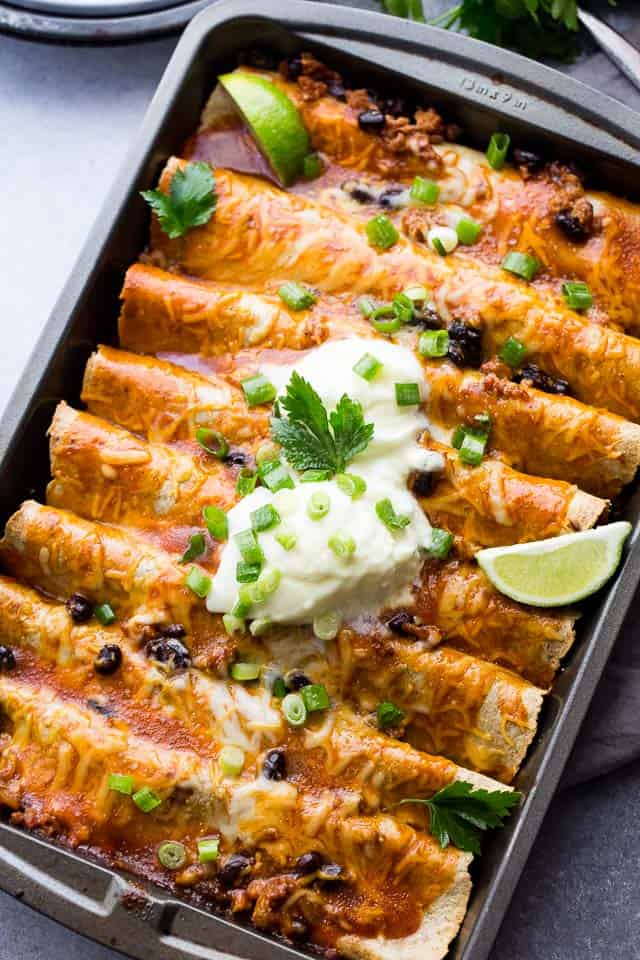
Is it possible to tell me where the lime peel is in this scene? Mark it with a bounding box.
[219,72,310,186]
[477,522,632,608]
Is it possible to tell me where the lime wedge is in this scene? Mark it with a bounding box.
[477,522,632,607]
[219,72,310,187]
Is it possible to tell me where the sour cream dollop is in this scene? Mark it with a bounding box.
[207,337,443,624]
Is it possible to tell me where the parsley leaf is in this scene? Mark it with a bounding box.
[270,371,374,475]
[399,780,521,854]
[141,162,217,239]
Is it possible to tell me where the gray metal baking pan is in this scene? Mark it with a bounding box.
[1,2,640,959]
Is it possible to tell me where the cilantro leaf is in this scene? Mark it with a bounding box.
[141,162,217,239]
[270,372,374,475]
[399,780,521,854]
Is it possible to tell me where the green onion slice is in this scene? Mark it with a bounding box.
[179,532,206,564]
[203,505,228,541]
[249,617,272,637]
[486,132,510,170]
[300,469,332,483]
[236,469,257,498]
[282,692,307,726]
[275,530,297,551]
[419,329,449,358]
[251,503,281,532]
[456,216,483,246]
[197,837,220,863]
[502,251,540,282]
[376,497,411,531]
[272,676,287,699]
[371,307,403,335]
[218,745,245,777]
[328,532,356,560]
[195,428,228,459]
[498,336,527,368]
[257,567,281,596]
[256,440,280,465]
[377,700,405,729]
[157,841,187,870]
[335,472,367,500]
[230,661,261,682]
[357,296,377,318]
[241,373,277,407]
[395,382,421,406]
[424,527,454,560]
[234,529,265,565]
[402,284,429,302]
[307,491,330,520]
[459,431,487,466]
[353,352,383,382]
[410,176,440,205]
[301,683,330,713]
[366,214,399,250]
[392,292,415,324]
[431,235,448,257]
[236,560,262,583]
[259,459,295,493]
[108,773,134,795]
[278,281,317,311]
[562,281,593,311]
[185,566,211,598]
[313,611,341,640]
[132,786,162,813]
[94,602,116,626]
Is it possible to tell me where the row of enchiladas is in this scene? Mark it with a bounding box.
[0,52,639,960]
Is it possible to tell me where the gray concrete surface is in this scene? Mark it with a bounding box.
[1,2,640,958]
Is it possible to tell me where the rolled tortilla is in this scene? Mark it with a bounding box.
[150,162,640,421]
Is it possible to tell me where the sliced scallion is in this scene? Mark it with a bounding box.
[230,661,261,682]
[313,611,341,641]
[197,837,220,863]
[410,176,440,205]
[251,503,280,532]
[259,459,294,493]
[366,214,399,250]
[562,281,593,311]
[157,841,187,870]
[185,567,211,598]
[371,306,403,335]
[300,469,332,483]
[428,226,458,256]
[328,532,356,560]
[424,527,454,560]
[222,613,245,636]
[498,336,527,368]
[278,281,317,311]
[272,676,287,699]
[392,292,415,324]
[236,560,262,583]
[249,617,272,637]
[418,329,449,358]
[256,439,280,465]
[377,700,405,729]
[301,683,330,713]
[132,786,162,813]
[307,491,330,520]
[203,504,228,541]
[236,469,257,498]
[456,216,483,246]
[257,567,281,596]
[459,431,487,466]
[357,296,377,318]
[303,152,323,179]
[402,284,429,302]
[94,602,116,626]
[335,472,367,500]
[486,132,510,170]
[234,529,265,565]
[179,532,206,565]
[195,428,228,459]
[502,251,540,282]
[275,530,297,551]
[218,745,245,777]
[241,373,277,407]
[353,352,383,382]
[282,692,307,726]
[376,497,411,531]
[108,773,134,795]
[395,382,421,406]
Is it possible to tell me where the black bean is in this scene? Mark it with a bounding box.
[285,670,312,691]
[341,179,376,205]
[218,854,251,887]
[87,698,115,717]
[225,449,247,467]
[296,851,324,875]
[514,364,570,396]
[386,612,414,636]
[0,645,16,672]
[317,863,342,882]
[263,749,286,781]
[66,593,93,624]
[145,637,191,670]
[513,148,543,172]
[378,186,406,208]
[283,55,303,81]
[554,209,590,243]
[358,109,385,134]
[94,644,122,676]
[447,320,483,369]
[328,82,346,101]
[161,623,187,639]
[410,471,435,497]
[410,305,442,330]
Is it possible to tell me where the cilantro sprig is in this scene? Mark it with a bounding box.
[382,1,614,62]
[141,162,217,239]
[400,780,521,854]
[270,372,374,476]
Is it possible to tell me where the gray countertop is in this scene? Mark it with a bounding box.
[1,3,640,958]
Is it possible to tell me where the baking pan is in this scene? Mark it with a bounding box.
[2,2,640,959]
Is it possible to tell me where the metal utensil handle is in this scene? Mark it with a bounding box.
[578,8,640,94]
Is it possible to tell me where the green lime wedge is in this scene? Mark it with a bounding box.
[219,72,310,187]
[477,522,632,607]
